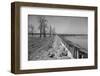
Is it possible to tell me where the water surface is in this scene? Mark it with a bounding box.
[64,36,88,50]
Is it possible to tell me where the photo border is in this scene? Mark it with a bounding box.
[11,2,98,74]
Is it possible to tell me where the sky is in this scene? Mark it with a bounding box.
[28,15,88,34]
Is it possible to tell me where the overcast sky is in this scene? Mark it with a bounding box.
[28,15,88,34]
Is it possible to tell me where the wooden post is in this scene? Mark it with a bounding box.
[76,49,79,58]
[81,54,84,58]
[74,47,76,58]
[74,47,77,58]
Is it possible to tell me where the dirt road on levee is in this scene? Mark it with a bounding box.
[28,35,73,60]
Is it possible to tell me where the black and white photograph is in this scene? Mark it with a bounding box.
[11,2,97,74]
[28,15,88,61]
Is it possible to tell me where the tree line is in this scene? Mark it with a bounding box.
[28,16,56,38]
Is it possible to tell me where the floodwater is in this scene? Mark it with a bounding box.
[64,36,88,50]
[29,34,88,50]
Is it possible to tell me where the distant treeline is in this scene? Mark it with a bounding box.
[28,33,88,36]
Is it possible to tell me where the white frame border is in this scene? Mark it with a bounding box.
[20,6,95,70]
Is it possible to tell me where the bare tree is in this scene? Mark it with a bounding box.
[38,16,48,38]
[50,26,56,36]
[52,26,56,35]
[28,24,34,34]
[31,25,34,34]
[38,16,43,37]
[49,25,52,37]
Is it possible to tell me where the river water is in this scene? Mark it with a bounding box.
[64,36,88,50]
